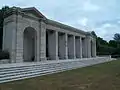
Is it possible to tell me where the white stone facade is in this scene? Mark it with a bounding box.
[2,7,96,63]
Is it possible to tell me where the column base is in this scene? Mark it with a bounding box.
[65,55,68,59]
[55,56,59,60]
[39,57,47,61]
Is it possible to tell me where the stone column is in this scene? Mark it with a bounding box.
[16,24,24,63]
[82,38,85,58]
[11,21,17,63]
[3,14,23,63]
[75,36,80,58]
[85,36,91,58]
[2,21,6,51]
[58,33,66,59]
[73,35,76,59]
[55,31,59,60]
[92,40,96,57]
[3,13,19,63]
[65,33,68,59]
[39,20,46,61]
[68,35,75,59]
[48,30,58,60]
[75,36,82,58]
[80,37,82,58]
[15,15,24,63]
[36,27,40,62]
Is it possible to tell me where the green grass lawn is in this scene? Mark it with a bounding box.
[0,60,120,90]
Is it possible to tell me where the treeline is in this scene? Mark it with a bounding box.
[0,6,9,49]
[91,31,120,56]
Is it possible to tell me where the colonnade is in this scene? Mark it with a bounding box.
[46,30,96,60]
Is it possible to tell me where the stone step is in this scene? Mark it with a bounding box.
[0,63,77,77]
[0,63,79,74]
[0,66,75,84]
[0,63,83,78]
[0,57,113,84]
[0,64,83,83]
[0,61,85,73]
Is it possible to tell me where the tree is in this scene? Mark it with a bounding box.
[90,31,113,55]
[97,37,108,46]
[113,33,120,49]
[0,6,9,49]
[91,31,97,38]
[114,33,120,42]
[109,40,118,47]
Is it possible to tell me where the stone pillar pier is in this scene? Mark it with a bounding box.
[68,35,75,59]
[36,27,40,62]
[15,15,24,63]
[55,31,59,60]
[92,40,96,57]
[81,36,91,58]
[85,36,91,58]
[58,33,66,59]
[48,30,58,60]
[73,36,76,59]
[82,38,85,58]
[75,36,81,58]
[75,36,82,58]
[80,37,82,58]
[39,21,46,61]
[3,15,19,63]
[16,26,24,63]
[65,33,68,59]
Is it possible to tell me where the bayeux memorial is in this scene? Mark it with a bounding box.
[0,7,113,83]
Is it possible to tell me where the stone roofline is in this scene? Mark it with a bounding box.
[4,6,94,37]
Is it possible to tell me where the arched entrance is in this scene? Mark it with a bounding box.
[23,27,37,62]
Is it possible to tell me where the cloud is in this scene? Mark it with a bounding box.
[0,0,120,41]
[82,0,100,12]
[95,23,120,41]
[102,23,112,28]
[117,21,120,24]
[77,17,88,26]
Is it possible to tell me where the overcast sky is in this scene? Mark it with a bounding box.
[0,0,120,41]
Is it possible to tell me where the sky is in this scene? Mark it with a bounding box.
[0,0,120,41]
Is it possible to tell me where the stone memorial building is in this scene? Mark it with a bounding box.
[2,7,96,63]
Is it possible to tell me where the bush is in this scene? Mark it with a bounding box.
[0,50,10,60]
[111,55,120,58]
[97,45,116,55]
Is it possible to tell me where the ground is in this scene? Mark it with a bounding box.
[0,60,120,90]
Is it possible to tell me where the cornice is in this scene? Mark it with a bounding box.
[4,7,94,38]
[46,19,88,35]
[4,7,40,22]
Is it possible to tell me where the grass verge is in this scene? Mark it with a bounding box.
[0,60,120,90]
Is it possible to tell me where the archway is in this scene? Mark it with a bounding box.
[23,27,37,62]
